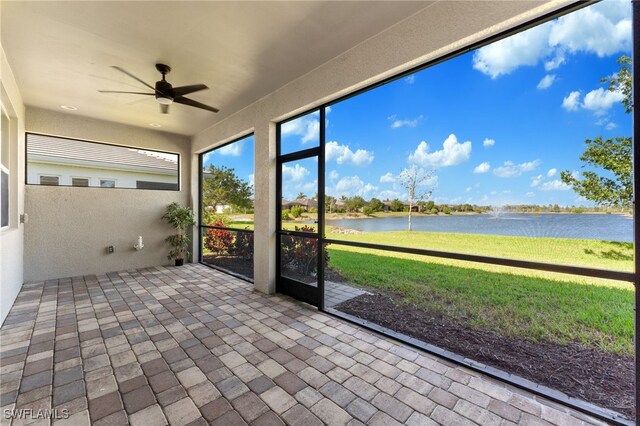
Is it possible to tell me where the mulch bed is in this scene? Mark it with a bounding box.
[202,255,253,279]
[336,291,634,419]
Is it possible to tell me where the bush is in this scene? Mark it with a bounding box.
[282,209,290,220]
[443,207,451,215]
[204,220,233,255]
[281,225,329,277]
[362,206,374,216]
[230,229,253,260]
[290,205,304,218]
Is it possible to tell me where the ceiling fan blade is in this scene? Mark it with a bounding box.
[111,66,156,91]
[174,96,219,113]
[160,104,169,114]
[172,84,208,97]
[98,90,155,95]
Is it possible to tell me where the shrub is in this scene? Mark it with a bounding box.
[230,229,253,260]
[362,206,374,216]
[280,225,329,277]
[204,220,233,255]
[290,205,304,218]
[281,209,290,220]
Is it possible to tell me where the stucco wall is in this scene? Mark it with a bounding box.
[191,1,574,294]
[24,108,190,282]
[0,44,26,325]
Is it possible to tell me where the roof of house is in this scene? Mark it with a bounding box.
[283,198,318,208]
[27,134,178,172]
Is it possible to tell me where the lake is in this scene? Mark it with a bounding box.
[326,213,634,242]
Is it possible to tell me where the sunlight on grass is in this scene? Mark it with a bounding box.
[328,248,634,355]
[327,229,634,289]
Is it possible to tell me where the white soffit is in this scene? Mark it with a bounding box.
[1,1,434,136]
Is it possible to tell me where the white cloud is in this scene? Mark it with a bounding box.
[563,87,624,115]
[217,142,243,156]
[379,172,395,183]
[483,138,495,148]
[408,134,472,168]
[562,91,581,111]
[582,87,625,114]
[494,159,541,178]
[248,174,254,188]
[596,117,618,130]
[472,24,551,78]
[473,2,631,78]
[282,163,309,182]
[531,174,543,187]
[526,192,536,198]
[202,151,213,164]
[390,115,422,129]
[536,74,556,90]
[540,179,570,191]
[465,186,472,193]
[328,170,339,182]
[547,168,557,177]
[281,113,319,144]
[325,141,374,166]
[404,75,416,84]
[549,1,632,57]
[333,175,378,198]
[473,162,490,174]
[544,51,566,71]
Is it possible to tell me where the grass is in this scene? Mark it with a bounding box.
[328,229,633,288]
[328,247,634,355]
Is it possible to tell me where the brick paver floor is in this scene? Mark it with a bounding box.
[0,264,610,425]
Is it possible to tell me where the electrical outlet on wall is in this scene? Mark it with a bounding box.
[107,246,114,254]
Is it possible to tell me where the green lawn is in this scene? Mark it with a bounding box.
[328,229,633,288]
[328,248,634,355]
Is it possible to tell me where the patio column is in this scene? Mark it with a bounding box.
[252,121,276,294]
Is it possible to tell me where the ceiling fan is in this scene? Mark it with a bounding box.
[99,64,219,114]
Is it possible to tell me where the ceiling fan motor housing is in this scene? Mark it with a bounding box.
[155,80,173,103]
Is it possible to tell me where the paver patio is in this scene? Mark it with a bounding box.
[0,264,609,425]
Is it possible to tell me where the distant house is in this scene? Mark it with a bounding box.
[27,134,179,190]
[282,198,318,211]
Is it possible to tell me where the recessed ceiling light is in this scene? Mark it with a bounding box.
[60,105,78,110]
[149,123,162,128]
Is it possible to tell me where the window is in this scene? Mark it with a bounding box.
[26,133,179,190]
[199,134,255,281]
[71,177,89,187]
[0,107,8,228]
[39,175,59,186]
[136,180,178,190]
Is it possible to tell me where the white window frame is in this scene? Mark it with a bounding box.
[99,178,116,188]
[39,174,61,186]
[71,176,91,187]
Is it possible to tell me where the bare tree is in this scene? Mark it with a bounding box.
[399,165,435,231]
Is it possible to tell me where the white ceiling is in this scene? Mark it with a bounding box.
[1,1,431,136]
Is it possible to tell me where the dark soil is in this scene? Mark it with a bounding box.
[202,255,253,279]
[336,292,634,419]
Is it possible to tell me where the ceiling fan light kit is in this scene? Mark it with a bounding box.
[98,63,219,114]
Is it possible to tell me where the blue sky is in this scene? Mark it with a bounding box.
[207,1,632,207]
